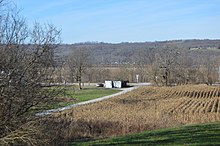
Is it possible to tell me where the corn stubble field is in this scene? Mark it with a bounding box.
[42,85,220,144]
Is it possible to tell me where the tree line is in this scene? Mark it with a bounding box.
[61,42,220,86]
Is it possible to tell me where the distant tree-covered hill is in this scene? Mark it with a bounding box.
[56,39,220,65]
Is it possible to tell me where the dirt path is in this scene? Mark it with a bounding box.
[36,83,151,116]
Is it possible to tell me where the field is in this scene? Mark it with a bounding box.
[41,85,220,144]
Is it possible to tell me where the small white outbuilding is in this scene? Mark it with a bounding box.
[113,81,122,88]
[104,81,113,88]
[104,80,128,88]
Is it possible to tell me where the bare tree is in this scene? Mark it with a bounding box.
[147,44,183,86]
[198,53,219,85]
[0,1,61,145]
[67,47,91,89]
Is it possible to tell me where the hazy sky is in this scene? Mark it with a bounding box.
[15,0,220,43]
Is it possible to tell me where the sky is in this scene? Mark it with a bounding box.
[14,0,220,44]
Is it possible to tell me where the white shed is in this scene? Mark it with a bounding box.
[113,81,122,88]
[104,80,128,88]
[104,81,113,88]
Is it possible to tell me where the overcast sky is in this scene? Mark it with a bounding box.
[15,0,220,43]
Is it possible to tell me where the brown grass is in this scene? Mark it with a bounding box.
[39,85,220,145]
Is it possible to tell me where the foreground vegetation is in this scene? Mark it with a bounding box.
[2,84,220,145]
[76,122,220,145]
[0,0,63,145]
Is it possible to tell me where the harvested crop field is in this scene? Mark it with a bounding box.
[42,85,220,144]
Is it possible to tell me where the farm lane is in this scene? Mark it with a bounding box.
[36,83,151,116]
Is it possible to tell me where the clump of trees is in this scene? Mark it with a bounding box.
[0,0,61,145]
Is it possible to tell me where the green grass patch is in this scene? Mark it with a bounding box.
[73,87,120,102]
[74,122,220,146]
[32,86,121,112]
[55,85,121,103]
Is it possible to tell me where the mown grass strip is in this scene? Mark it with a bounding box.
[73,87,121,103]
[74,122,220,146]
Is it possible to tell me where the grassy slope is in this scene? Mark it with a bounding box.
[75,122,220,146]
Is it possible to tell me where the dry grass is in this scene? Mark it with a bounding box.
[40,85,220,144]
